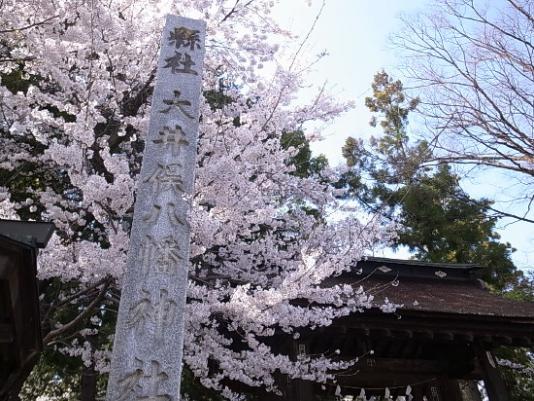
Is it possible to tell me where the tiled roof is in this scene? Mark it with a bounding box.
[346,257,534,319]
[362,275,534,318]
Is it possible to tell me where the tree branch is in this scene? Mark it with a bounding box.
[43,277,113,345]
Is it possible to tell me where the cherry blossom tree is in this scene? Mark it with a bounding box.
[0,1,391,399]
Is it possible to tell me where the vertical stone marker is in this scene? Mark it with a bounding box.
[106,15,205,401]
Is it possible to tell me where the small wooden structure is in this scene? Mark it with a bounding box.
[262,257,534,401]
[0,220,54,401]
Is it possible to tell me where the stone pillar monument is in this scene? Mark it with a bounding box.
[105,15,205,401]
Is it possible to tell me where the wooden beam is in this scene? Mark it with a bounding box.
[370,328,392,338]
[455,332,474,343]
[435,331,454,342]
[392,329,413,339]
[413,329,434,340]
[355,357,445,374]
[333,312,534,347]
[333,357,448,389]
[336,371,438,389]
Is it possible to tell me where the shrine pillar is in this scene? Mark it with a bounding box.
[477,349,510,401]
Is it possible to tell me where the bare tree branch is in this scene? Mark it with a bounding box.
[43,277,113,345]
[0,15,59,34]
[394,0,534,223]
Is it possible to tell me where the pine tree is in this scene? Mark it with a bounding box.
[340,71,519,289]
[339,71,532,400]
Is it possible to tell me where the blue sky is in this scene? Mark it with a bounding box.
[272,0,534,271]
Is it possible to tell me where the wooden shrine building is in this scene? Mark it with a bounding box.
[265,257,534,401]
[0,220,54,401]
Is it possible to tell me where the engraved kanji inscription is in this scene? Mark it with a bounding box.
[145,163,184,196]
[115,358,143,401]
[153,289,177,340]
[153,125,190,156]
[167,202,188,227]
[155,237,182,274]
[126,289,153,332]
[143,203,186,227]
[115,359,172,401]
[139,235,183,276]
[168,27,201,50]
[127,288,177,339]
[163,52,198,75]
[105,15,206,401]
[160,90,193,119]
[138,360,171,401]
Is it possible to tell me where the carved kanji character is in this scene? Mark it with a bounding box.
[139,235,183,276]
[115,358,144,401]
[116,359,172,401]
[126,289,153,331]
[168,26,201,50]
[143,204,163,226]
[167,202,188,227]
[160,90,193,119]
[126,288,178,340]
[155,237,183,274]
[153,124,190,156]
[143,203,186,227]
[154,289,177,339]
[138,360,172,401]
[163,51,198,75]
[144,163,184,196]
[139,236,156,273]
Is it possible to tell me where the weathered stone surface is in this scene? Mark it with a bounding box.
[105,15,205,401]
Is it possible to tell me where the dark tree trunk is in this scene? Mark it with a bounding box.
[80,363,97,401]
